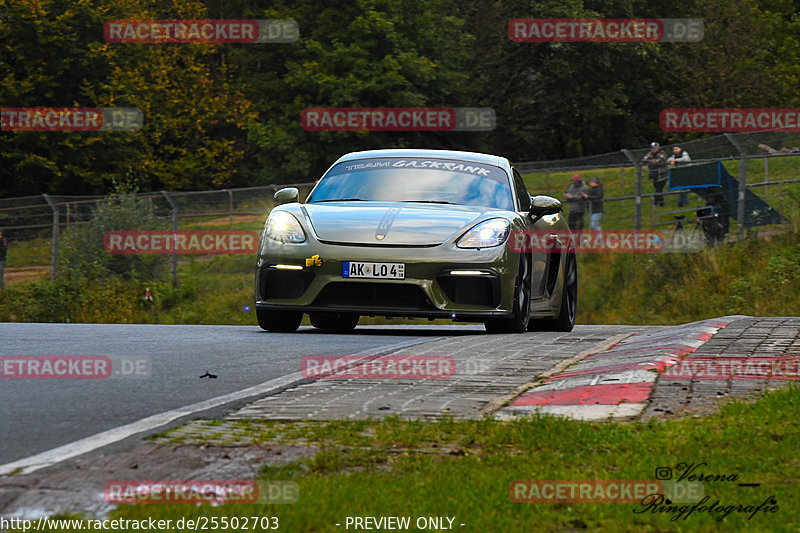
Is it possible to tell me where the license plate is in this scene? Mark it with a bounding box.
[342,261,405,279]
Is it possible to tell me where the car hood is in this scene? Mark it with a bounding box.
[303,202,492,245]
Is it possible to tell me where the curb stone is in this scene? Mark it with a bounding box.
[496,316,748,421]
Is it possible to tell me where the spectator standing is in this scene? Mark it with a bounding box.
[564,174,589,230]
[0,230,7,289]
[642,142,669,207]
[587,178,604,231]
[668,145,692,207]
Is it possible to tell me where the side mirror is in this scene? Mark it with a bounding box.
[274,187,299,205]
[528,195,562,220]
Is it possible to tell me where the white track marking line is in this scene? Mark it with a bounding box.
[0,337,432,476]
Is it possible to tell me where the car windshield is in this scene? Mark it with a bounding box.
[308,157,514,210]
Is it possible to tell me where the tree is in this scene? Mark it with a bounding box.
[0,0,256,196]
[225,0,475,184]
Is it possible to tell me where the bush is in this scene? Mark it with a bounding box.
[57,193,167,280]
[0,275,148,323]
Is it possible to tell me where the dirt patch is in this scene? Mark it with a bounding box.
[194,215,265,228]
[0,442,315,519]
[3,266,50,286]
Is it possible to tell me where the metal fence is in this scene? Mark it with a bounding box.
[1,130,798,287]
[0,183,315,285]
[516,131,800,238]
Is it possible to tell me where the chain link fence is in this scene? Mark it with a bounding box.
[1,131,799,286]
[0,183,315,286]
[515,131,800,240]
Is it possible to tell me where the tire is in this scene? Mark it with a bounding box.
[309,312,359,332]
[484,255,531,334]
[257,309,302,332]
[530,250,577,332]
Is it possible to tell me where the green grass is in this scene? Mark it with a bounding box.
[30,385,792,532]
[3,226,800,326]
[577,228,800,324]
[522,155,800,231]
[3,235,52,267]
[2,164,800,326]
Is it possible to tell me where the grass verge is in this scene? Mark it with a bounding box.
[6,228,799,326]
[50,385,795,532]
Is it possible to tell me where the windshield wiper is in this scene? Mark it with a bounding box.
[400,200,456,205]
[314,198,364,202]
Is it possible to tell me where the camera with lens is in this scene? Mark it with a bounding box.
[696,206,713,218]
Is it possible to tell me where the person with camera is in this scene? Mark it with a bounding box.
[642,142,669,207]
[563,174,589,230]
[668,145,692,207]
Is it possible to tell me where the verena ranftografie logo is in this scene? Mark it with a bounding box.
[104,19,298,43]
[300,108,495,131]
[661,108,800,132]
[104,480,298,505]
[509,19,703,42]
[1,108,143,132]
[301,356,456,380]
[103,230,259,255]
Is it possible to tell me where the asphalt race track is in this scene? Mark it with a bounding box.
[3,318,795,478]
[1,317,798,520]
[0,322,484,465]
[0,322,529,465]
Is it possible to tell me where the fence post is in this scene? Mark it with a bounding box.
[42,194,59,279]
[161,191,178,287]
[621,149,642,229]
[226,189,233,229]
[269,184,277,210]
[724,134,747,240]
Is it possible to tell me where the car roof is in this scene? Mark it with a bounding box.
[333,149,511,172]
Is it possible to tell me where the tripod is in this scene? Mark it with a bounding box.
[670,215,704,249]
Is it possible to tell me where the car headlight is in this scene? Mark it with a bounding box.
[265,211,306,243]
[457,218,510,248]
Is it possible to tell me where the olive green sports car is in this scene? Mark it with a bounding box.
[254,149,576,333]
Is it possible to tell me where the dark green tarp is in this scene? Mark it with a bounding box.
[669,161,788,228]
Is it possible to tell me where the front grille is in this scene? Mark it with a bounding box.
[437,274,500,307]
[260,267,314,300]
[312,282,432,310]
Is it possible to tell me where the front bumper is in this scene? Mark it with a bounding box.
[254,239,519,319]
